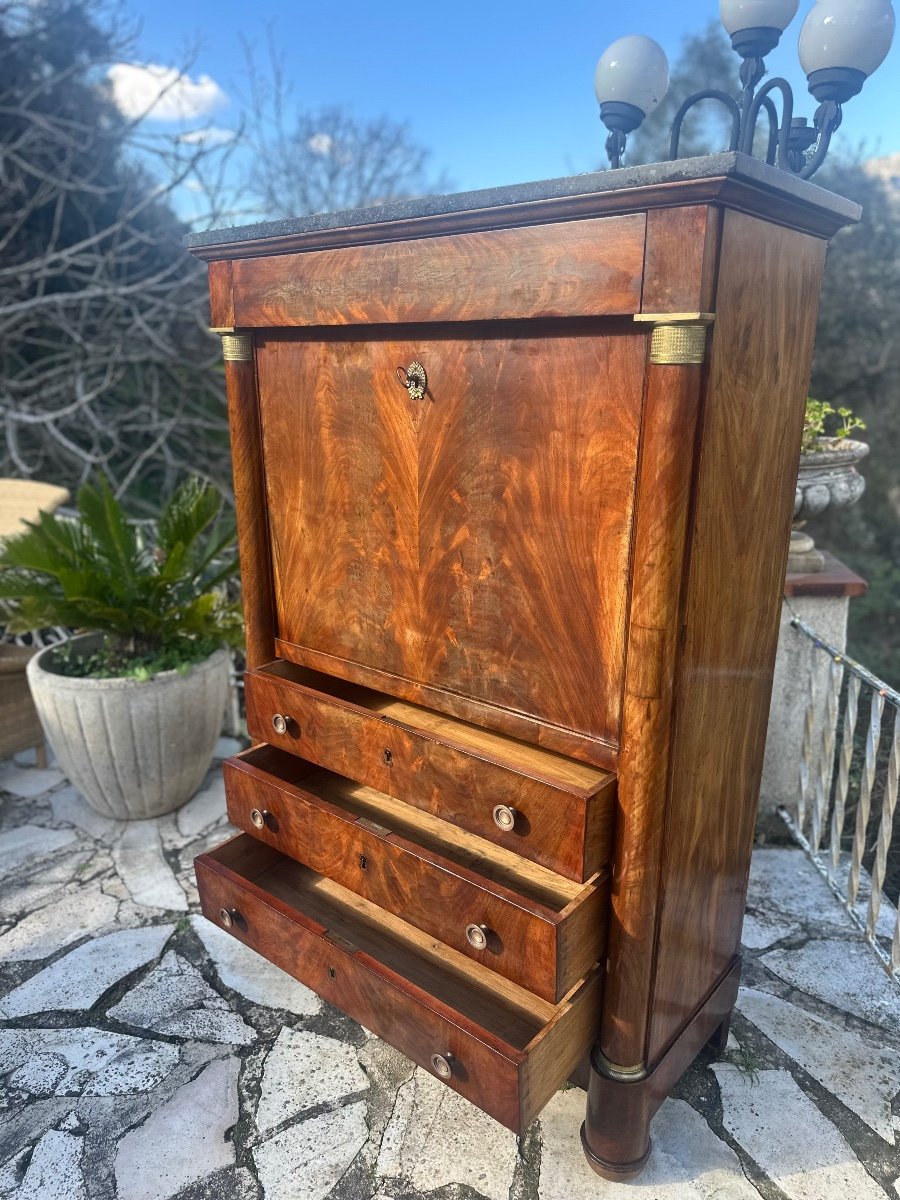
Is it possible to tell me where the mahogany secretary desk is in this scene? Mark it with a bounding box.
[186,153,858,1179]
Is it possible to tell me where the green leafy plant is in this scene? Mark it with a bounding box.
[0,476,243,679]
[802,397,867,454]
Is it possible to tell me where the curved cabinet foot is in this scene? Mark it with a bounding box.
[581,1122,651,1181]
[706,1010,733,1057]
[582,957,742,1180]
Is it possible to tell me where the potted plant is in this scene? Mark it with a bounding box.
[790,399,869,574]
[0,477,243,819]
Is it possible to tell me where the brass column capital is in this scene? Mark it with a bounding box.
[634,312,715,366]
[211,327,253,363]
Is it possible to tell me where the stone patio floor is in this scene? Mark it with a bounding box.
[1,747,899,1200]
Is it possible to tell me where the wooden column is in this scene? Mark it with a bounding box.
[598,205,720,1073]
[219,328,276,669]
[597,344,709,1071]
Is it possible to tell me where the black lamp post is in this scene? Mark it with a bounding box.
[595,0,895,179]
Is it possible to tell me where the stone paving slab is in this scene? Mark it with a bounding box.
[1,757,899,1200]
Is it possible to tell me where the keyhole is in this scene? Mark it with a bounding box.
[327,966,336,979]
[382,748,393,766]
[359,854,367,870]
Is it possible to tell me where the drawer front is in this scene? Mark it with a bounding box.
[229,215,646,327]
[255,329,643,751]
[195,836,603,1131]
[224,749,608,1003]
[244,667,615,883]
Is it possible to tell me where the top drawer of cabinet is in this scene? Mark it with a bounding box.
[217,214,646,327]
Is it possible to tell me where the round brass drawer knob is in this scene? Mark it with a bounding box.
[218,907,238,929]
[250,808,269,830]
[465,923,491,951]
[272,713,289,735]
[492,805,517,832]
[430,1052,454,1079]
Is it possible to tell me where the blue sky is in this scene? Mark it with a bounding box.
[120,0,899,213]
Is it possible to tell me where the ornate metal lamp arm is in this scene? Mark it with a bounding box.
[606,129,627,171]
[597,2,894,180]
[798,102,841,179]
[743,77,794,165]
[669,90,742,161]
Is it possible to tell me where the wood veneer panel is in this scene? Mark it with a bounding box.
[244,662,616,881]
[273,641,619,770]
[224,746,607,1001]
[195,835,603,1131]
[232,215,645,327]
[255,327,644,749]
[598,358,707,1067]
[641,206,720,314]
[647,210,828,1061]
[224,343,275,668]
[207,260,234,328]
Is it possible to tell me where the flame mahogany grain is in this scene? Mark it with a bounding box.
[222,745,607,1002]
[231,216,646,327]
[190,166,857,1174]
[243,662,616,883]
[254,326,644,751]
[195,834,602,1132]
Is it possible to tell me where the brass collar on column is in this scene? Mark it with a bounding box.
[211,327,253,363]
[634,313,715,366]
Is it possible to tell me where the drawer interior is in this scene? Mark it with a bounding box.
[206,834,557,1043]
[233,745,595,914]
[258,660,610,797]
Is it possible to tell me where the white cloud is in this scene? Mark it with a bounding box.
[107,63,227,121]
[307,132,334,156]
[177,127,236,146]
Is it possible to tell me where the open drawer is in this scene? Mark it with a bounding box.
[244,661,616,883]
[195,834,602,1132]
[224,745,608,1003]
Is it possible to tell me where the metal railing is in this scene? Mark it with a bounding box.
[779,616,900,982]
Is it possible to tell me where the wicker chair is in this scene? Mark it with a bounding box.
[0,478,70,765]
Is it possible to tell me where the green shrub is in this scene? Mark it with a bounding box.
[802,397,866,454]
[0,477,243,679]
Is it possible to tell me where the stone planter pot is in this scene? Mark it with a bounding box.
[26,635,230,819]
[789,438,869,574]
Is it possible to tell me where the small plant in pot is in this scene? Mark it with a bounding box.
[0,477,243,819]
[790,399,869,574]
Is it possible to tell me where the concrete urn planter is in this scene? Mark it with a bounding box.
[26,635,230,819]
[789,438,869,573]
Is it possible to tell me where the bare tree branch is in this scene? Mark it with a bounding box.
[0,0,237,513]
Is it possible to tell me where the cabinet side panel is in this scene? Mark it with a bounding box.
[647,212,827,1061]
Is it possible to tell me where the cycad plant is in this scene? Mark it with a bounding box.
[0,476,243,679]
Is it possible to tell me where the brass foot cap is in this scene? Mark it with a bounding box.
[580,1123,651,1182]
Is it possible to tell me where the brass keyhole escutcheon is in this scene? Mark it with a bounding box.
[397,361,427,401]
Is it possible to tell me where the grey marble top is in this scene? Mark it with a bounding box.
[183,152,859,251]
